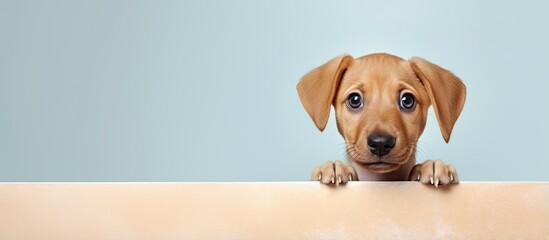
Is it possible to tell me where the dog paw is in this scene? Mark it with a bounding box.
[311,160,358,185]
[408,159,458,187]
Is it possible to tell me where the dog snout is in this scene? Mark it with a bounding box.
[367,134,396,157]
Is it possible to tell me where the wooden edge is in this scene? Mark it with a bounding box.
[0,182,547,239]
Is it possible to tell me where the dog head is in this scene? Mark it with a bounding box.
[297,53,466,173]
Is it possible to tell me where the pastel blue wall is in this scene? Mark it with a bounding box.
[1,0,547,181]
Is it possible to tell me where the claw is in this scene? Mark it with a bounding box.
[338,176,342,184]
[331,176,335,184]
[318,173,322,181]
[349,174,352,181]
[430,177,434,185]
[417,174,420,180]
[435,178,439,188]
[450,174,454,182]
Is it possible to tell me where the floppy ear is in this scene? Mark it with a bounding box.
[409,57,466,143]
[297,54,353,132]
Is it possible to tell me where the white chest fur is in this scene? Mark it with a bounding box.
[352,158,415,181]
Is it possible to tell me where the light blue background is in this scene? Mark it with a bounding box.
[1,1,547,181]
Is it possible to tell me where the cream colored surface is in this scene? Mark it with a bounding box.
[0,182,547,239]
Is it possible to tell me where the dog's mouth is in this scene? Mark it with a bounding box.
[358,161,400,173]
[347,143,415,173]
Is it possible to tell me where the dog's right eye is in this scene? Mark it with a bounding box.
[346,92,363,110]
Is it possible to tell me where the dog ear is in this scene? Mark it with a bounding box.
[297,54,353,132]
[409,57,466,143]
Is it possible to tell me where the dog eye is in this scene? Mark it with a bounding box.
[399,92,416,111]
[346,92,363,110]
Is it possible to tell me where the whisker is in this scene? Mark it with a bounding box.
[414,140,429,161]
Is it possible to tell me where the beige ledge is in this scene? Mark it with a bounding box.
[0,182,547,239]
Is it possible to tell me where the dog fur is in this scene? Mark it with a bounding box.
[297,53,466,187]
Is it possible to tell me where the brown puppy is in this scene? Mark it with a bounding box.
[297,53,466,187]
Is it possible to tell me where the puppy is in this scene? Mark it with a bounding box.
[297,53,466,187]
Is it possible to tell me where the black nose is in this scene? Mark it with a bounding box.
[367,134,396,157]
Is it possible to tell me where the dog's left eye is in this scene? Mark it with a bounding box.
[399,92,416,111]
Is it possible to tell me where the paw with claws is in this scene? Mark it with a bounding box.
[408,159,458,187]
[311,160,358,185]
